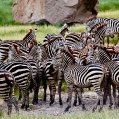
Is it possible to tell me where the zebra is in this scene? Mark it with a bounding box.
[86,16,119,45]
[89,45,119,108]
[43,32,94,106]
[0,29,37,62]
[53,46,106,112]
[65,32,88,48]
[89,22,114,46]
[0,61,33,110]
[29,41,65,105]
[0,69,19,115]
[43,23,68,44]
[7,43,38,101]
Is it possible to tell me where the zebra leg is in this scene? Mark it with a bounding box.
[5,99,12,115]
[73,86,78,106]
[11,96,19,114]
[21,90,29,110]
[58,70,63,105]
[77,88,86,110]
[78,96,82,105]
[24,91,29,111]
[42,76,47,101]
[18,89,22,100]
[49,80,56,106]
[73,85,78,106]
[113,85,117,109]
[103,85,108,105]
[117,87,119,107]
[64,84,73,112]
[107,36,109,47]
[32,85,39,104]
[58,79,63,105]
[107,83,113,109]
[73,86,82,106]
[21,91,25,109]
[32,73,40,104]
[92,85,103,112]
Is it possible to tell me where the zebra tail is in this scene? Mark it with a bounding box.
[4,73,14,87]
[28,66,34,93]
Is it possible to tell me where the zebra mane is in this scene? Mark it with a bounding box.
[84,36,93,46]
[100,46,112,58]
[61,46,76,62]
[86,16,97,23]
[91,22,107,33]
[65,32,81,42]
[105,47,119,57]
[28,42,38,53]
[22,29,33,40]
[59,23,69,36]
[43,36,62,46]
[66,32,81,36]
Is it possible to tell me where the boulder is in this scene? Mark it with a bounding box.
[12,0,99,24]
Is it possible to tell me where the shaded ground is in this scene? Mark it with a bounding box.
[0,91,114,116]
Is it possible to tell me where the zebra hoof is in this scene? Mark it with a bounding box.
[82,104,86,111]
[43,97,47,101]
[113,105,118,109]
[25,105,29,111]
[98,107,103,112]
[117,103,119,107]
[78,99,82,105]
[92,107,96,112]
[21,104,25,109]
[49,99,54,106]
[64,105,71,112]
[59,100,63,106]
[32,99,38,105]
[32,101,38,105]
[73,100,77,106]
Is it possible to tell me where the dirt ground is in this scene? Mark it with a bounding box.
[0,90,113,117]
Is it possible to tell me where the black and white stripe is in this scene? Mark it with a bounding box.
[0,61,33,110]
[0,29,37,62]
[0,69,19,115]
[54,47,105,112]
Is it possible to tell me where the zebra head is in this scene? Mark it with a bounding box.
[59,23,69,37]
[8,43,21,62]
[85,16,97,32]
[105,26,114,38]
[22,29,37,50]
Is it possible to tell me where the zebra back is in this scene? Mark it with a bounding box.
[0,29,37,62]
[43,36,66,58]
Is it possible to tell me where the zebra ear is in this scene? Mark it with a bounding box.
[29,29,33,32]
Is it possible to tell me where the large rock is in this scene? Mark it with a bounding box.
[12,0,99,24]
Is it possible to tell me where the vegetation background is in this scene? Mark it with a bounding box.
[0,0,119,43]
[0,0,119,118]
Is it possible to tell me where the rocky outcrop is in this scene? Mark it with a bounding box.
[12,0,99,25]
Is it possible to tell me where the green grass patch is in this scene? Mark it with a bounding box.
[1,110,119,119]
[99,0,119,11]
[98,10,119,18]
[0,22,117,45]
[0,0,14,26]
